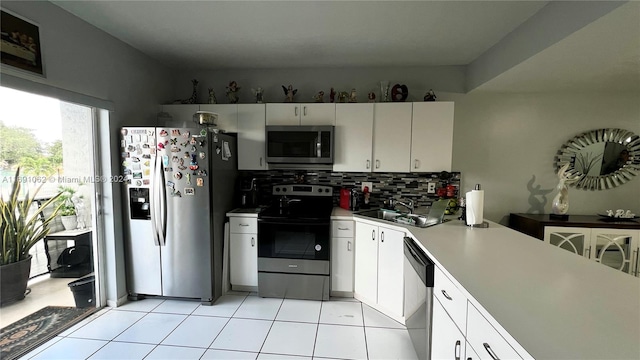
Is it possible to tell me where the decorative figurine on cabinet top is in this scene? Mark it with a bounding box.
[368,91,376,103]
[173,79,199,104]
[313,91,325,103]
[348,89,357,103]
[252,87,265,103]
[329,87,336,103]
[424,89,437,101]
[226,81,240,104]
[391,84,409,102]
[208,88,217,104]
[282,84,297,102]
[337,91,349,103]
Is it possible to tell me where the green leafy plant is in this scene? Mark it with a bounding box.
[1,167,62,265]
[56,186,78,216]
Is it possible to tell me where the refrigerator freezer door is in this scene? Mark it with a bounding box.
[121,127,162,296]
[157,127,214,301]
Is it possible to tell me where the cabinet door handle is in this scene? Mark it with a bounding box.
[338,227,350,231]
[251,237,255,247]
[372,230,375,241]
[414,159,420,169]
[454,340,461,360]
[375,160,380,169]
[260,157,263,167]
[239,224,249,227]
[634,248,639,276]
[366,160,370,169]
[586,246,592,259]
[303,106,307,116]
[381,231,384,243]
[441,289,453,301]
[483,343,499,360]
[295,106,298,116]
[347,241,352,251]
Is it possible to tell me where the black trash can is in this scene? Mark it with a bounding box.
[68,275,95,308]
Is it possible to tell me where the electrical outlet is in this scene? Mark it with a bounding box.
[427,182,436,194]
[362,182,373,192]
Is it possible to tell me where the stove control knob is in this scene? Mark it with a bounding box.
[282,188,287,192]
[318,189,322,193]
[275,187,280,192]
[315,244,322,252]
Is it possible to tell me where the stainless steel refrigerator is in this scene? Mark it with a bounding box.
[121,126,237,304]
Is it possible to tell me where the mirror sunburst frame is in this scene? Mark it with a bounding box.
[554,128,640,190]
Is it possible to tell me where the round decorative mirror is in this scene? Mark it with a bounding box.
[554,128,640,190]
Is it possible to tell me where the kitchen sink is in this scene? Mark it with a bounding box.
[355,209,446,228]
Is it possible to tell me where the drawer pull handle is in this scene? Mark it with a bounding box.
[454,340,461,360]
[483,343,500,360]
[441,289,453,301]
[239,224,249,227]
[338,227,350,231]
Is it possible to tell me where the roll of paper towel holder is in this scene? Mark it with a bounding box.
[465,184,489,228]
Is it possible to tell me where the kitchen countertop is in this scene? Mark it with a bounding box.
[226,207,263,217]
[350,211,640,359]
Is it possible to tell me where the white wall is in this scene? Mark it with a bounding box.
[445,91,640,223]
[1,1,173,305]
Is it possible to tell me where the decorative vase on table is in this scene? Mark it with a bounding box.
[61,215,78,230]
[551,163,573,219]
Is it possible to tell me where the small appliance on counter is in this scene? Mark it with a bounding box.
[239,177,259,208]
[339,187,360,211]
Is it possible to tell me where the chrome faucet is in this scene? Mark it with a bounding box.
[392,199,414,214]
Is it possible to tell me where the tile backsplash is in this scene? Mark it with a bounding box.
[238,170,461,211]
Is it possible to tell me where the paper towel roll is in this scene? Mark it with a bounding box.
[466,189,484,225]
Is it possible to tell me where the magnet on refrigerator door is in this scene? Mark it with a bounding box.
[196,178,204,187]
[184,188,195,196]
[171,129,180,136]
[159,129,168,137]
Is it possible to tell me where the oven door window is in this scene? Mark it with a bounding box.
[258,222,329,260]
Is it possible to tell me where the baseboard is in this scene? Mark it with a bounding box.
[330,291,354,298]
[107,293,129,308]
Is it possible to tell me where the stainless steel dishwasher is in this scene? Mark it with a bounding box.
[404,236,435,360]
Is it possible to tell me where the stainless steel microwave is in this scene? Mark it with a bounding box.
[265,125,334,164]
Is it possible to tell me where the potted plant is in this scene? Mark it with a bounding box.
[0,167,61,305]
[56,186,79,230]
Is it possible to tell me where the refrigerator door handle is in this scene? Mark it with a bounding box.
[158,159,167,246]
[149,152,161,246]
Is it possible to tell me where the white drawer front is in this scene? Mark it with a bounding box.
[434,267,467,333]
[467,303,522,360]
[229,217,257,234]
[332,220,354,238]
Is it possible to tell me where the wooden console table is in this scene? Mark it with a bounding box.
[44,228,93,278]
[510,213,640,277]
[509,213,640,240]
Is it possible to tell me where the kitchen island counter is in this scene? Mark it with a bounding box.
[352,213,640,359]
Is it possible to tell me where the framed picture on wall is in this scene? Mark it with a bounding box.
[1,9,44,77]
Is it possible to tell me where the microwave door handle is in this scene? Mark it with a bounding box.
[316,133,321,158]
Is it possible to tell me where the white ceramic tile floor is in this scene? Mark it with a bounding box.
[22,294,417,360]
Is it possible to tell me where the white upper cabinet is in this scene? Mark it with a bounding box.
[410,102,454,172]
[333,103,374,172]
[266,103,335,126]
[199,104,238,133]
[237,104,266,170]
[373,103,412,172]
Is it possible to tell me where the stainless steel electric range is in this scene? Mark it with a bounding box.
[257,183,333,300]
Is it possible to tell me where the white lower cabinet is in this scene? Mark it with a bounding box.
[354,221,405,320]
[228,216,258,290]
[331,220,355,294]
[466,303,522,360]
[431,297,466,360]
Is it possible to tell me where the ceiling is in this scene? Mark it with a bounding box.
[52,1,639,93]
